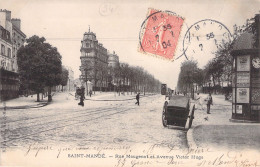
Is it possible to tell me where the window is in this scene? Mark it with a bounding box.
[86,43,90,48]
[1,44,5,55]
[7,48,11,57]
[1,60,6,69]
[6,31,10,40]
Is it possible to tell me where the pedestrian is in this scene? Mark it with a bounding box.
[78,87,85,107]
[89,90,92,97]
[195,92,204,110]
[135,92,140,106]
[205,93,213,114]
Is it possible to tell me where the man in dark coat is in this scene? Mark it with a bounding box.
[78,87,85,107]
[206,93,213,114]
[135,93,140,106]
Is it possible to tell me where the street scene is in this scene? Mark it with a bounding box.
[0,0,260,167]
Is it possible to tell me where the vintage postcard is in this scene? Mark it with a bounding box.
[0,0,260,167]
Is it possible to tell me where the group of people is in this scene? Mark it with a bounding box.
[75,86,142,107]
[195,92,213,114]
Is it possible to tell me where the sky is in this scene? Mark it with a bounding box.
[1,0,259,89]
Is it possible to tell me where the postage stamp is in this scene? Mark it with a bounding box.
[138,8,184,61]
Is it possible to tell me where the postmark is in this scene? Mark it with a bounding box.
[181,19,232,61]
[138,8,185,61]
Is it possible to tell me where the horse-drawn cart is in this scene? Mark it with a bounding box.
[162,95,195,129]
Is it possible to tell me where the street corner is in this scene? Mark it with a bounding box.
[190,124,260,151]
[138,8,184,61]
[186,124,201,148]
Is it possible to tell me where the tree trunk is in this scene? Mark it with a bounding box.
[37,93,40,102]
[62,85,63,92]
[48,86,52,102]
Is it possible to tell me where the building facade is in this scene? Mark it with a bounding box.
[0,9,26,101]
[79,28,109,92]
[11,18,26,72]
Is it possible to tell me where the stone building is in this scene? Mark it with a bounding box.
[108,51,119,68]
[79,28,109,93]
[0,9,12,71]
[0,9,26,101]
[107,51,120,88]
[11,18,26,72]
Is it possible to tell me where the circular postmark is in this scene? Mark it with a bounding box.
[138,8,186,61]
[181,19,232,61]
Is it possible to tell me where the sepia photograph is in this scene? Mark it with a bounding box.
[0,0,259,166]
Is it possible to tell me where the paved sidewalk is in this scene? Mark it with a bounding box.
[187,93,260,151]
[0,94,49,109]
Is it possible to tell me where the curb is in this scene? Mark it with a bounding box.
[229,118,260,123]
[186,125,201,148]
[0,93,56,110]
[0,101,49,110]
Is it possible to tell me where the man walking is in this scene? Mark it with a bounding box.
[78,87,85,107]
[206,93,213,114]
[89,90,92,97]
[135,92,140,106]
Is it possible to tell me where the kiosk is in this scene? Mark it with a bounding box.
[231,15,260,122]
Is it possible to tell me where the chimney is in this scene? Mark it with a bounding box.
[0,9,11,21]
[255,14,260,48]
[11,18,21,29]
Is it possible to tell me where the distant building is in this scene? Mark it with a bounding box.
[65,67,74,92]
[107,51,120,88]
[0,9,26,101]
[79,27,109,92]
[108,51,119,68]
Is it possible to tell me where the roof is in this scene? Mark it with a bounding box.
[168,96,189,108]
[12,25,26,38]
[233,32,254,50]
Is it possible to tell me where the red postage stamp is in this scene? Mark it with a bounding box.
[139,8,184,61]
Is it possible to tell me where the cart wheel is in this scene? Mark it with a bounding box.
[188,105,195,128]
[162,102,168,127]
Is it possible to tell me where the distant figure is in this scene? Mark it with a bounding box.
[89,90,92,97]
[195,93,204,110]
[205,93,213,114]
[135,93,140,106]
[78,87,85,107]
